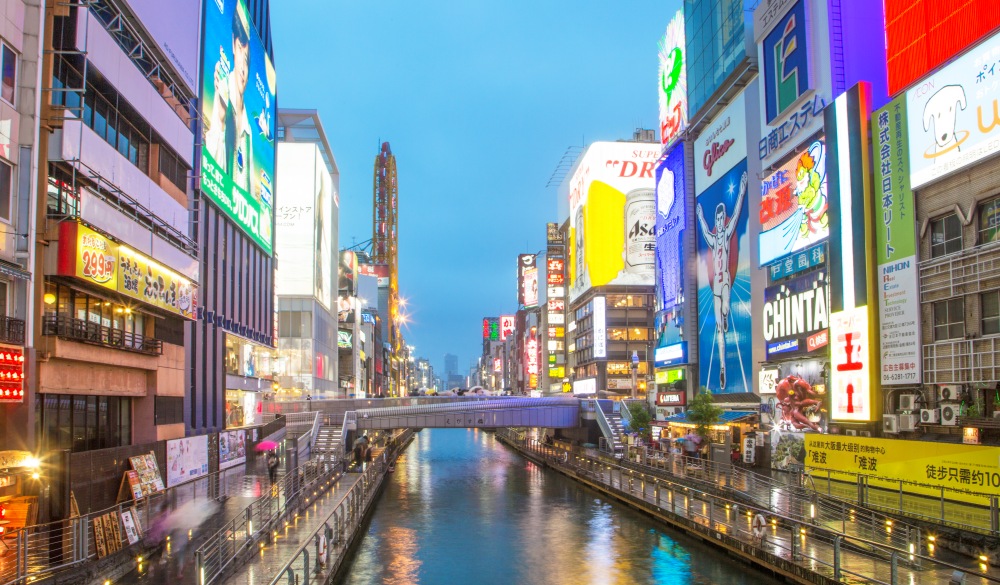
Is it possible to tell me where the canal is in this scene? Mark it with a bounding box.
[338,428,775,584]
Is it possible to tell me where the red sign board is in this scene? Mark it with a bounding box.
[0,347,25,403]
[885,0,1000,95]
[656,391,686,407]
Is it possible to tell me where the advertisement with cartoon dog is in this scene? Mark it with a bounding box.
[906,30,1000,188]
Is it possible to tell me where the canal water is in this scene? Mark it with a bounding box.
[338,428,775,585]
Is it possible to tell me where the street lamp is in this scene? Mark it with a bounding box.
[631,350,639,400]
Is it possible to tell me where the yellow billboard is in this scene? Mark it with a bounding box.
[58,222,198,319]
[806,435,1000,503]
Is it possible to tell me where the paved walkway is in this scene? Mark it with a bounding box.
[221,473,364,585]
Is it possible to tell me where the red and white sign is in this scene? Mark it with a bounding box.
[547,299,565,312]
[0,346,24,403]
[526,337,539,389]
[499,315,515,341]
[830,307,871,422]
[694,89,747,195]
[493,358,502,373]
[656,391,686,406]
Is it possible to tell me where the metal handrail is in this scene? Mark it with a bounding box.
[593,404,621,457]
[42,313,162,355]
[194,453,347,585]
[501,431,1000,584]
[266,430,414,585]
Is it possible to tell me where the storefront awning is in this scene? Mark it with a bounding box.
[0,261,30,281]
[661,410,757,425]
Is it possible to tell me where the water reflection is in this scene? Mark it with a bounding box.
[338,429,772,585]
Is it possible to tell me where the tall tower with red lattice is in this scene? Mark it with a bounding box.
[372,142,402,394]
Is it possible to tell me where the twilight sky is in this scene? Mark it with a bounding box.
[272,0,679,377]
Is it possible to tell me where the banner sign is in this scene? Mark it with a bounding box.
[768,242,826,282]
[762,270,830,357]
[656,143,687,310]
[593,296,607,359]
[806,435,1000,503]
[57,222,197,319]
[873,95,922,385]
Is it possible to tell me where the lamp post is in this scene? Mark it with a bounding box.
[631,350,639,400]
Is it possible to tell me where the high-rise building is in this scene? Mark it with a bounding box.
[35,0,202,451]
[444,353,457,378]
[188,0,278,434]
[274,110,339,400]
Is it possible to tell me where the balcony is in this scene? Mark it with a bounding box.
[42,314,162,356]
[0,316,26,346]
[920,241,1000,303]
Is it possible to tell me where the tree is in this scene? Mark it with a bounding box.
[626,401,652,442]
[687,388,723,441]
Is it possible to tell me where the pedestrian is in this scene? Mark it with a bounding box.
[267,451,278,485]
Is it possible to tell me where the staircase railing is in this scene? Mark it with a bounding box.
[593,403,621,457]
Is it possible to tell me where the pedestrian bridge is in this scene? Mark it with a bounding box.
[342,396,581,432]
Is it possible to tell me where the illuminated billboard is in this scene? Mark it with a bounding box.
[499,315,515,341]
[694,88,747,195]
[758,140,829,266]
[829,307,872,421]
[57,222,197,319]
[275,142,334,310]
[592,296,607,359]
[884,0,1000,96]
[546,258,565,286]
[696,159,751,393]
[200,0,277,255]
[482,317,499,341]
[906,28,1000,188]
[359,264,389,287]
[517,254,537,306]
[656,143,686,310]
[568,142,659,303]
[523,267,539,308]
[762,270,829,358]
[658,10,687,148]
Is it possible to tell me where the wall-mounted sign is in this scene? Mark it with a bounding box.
[656,143,687,310]
[523,267,539,308]
[548,299,565,313]
[493,358,502,373]
[499,315,515,341]
[656,391,686,406]
[593,296,607,359]
[830,307,873,421]
[758,140,829,266]
[762,270,829,357]
[655,367,684,386]
[573,378,597,395]
[768,242,826,282]
[658,10,687,148]
[57,222,197,319]
[546,222,564,244]
[547,258,565,286]
[482,317,499,341]
[756,0,832,170]
[873,95,921,385]
[337,330,352,349]
[654,342,687,368]
[0,347,24,403]
[905,29,1000,189]
[695,89,748,195]
[517,254,537,307]
[759,366,780,394]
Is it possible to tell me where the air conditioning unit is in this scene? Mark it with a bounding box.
[883,415,899,433]
[845,429,858,436]
[939,385,961,402]
[898,394,918,411]
[941,404,960,426]
[899,414,919,432]
[921,408,941,424]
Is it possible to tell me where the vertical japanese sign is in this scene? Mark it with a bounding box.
[873,96,921,385]
[830,307,872,421]
[593,296,607,359]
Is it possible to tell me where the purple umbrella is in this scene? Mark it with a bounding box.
[255,440,278,451]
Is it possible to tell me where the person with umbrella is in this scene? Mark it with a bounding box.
[256,441,279,484]
[683,432,701,460]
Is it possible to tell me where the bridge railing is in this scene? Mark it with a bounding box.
[498,430,1000,585]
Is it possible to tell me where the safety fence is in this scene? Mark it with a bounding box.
[499,430,1000,585]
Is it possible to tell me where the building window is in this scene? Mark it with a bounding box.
[159,147,188,192]
[1,41,15,105]
[933,298,965,341]
[930,213,962,258]
[154,396,184,425]
[38,393,131,453]
[984,292,1000,336]
[0,158,11,223]
[980,197,1000,245]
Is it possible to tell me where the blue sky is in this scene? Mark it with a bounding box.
[272,1,679,377]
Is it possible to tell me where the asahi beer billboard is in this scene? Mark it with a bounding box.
[873,95,921,385]
[568,142,659,303]
[762,270,830,358]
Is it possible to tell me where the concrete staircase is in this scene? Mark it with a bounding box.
[314,425,343,462]
[598,401,626,457]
